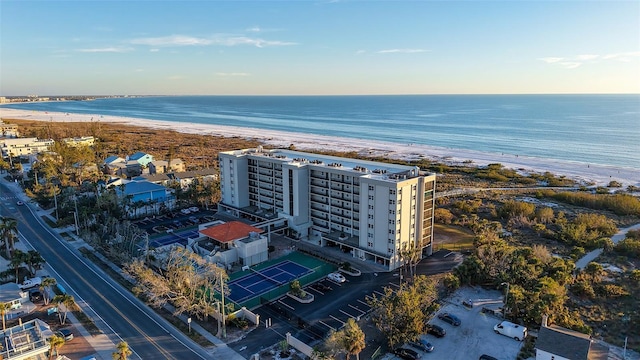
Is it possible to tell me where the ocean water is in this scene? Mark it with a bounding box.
[4,94,640,169]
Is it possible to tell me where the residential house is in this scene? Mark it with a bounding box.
[195,221,268,268]
[63,136,95,147]
[0,282,27,312]
[536,316,609,360]
[167,168,218,189]
[129,151,154,167]
[103,156,127,175]
[113,179,176,218]
[0,120,19,138]
[149,158,185,174]
[0,318,54,360]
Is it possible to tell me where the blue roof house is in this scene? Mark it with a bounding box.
[116,180,175,218]
[129,152,154,167]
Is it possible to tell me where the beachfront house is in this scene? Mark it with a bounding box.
[149,158,186,174]
[0,318,54,360]
[535,316,609,360]
[0,137,54,158]
[113,179,176,218]
[63,136,95,147]
[218,147,436,271]
[0,120,19,138]
[166,168,218,189]
[129,151,154,167]
[195,221,268,268]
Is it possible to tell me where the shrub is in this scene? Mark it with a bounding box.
[614,238,640,258]
[442,273,460,293]
[595,284,629,298]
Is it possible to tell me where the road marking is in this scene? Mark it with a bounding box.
[358,299,370,307]
[318,320,336,332]
[349,304,367,316]
[18,207,205,360]
[278,300,295,311]
[373,290,385,297]
[388,282,400,288]
[339,309,357,319]
[329,315,345,326]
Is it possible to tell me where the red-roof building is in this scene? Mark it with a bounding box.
[197,221,268,267]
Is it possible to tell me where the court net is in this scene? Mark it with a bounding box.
[250,267,284,286]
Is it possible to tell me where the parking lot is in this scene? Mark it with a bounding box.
[384,287,523,360]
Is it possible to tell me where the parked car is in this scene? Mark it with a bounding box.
[479,355,498,360]
[19,277,42,290]
[409,338,434,352]
[29,289,43,303]
[327,272,346,283]
[393,347,420,360]
[438,312,461,326]
[425,323,446,338]
[16,201,24,206]
[189,206,199,212]
[180,208,191,215]
[55,328,74,341]
[494,321,527,341]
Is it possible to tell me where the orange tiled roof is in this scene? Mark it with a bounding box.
[199,221,264,243]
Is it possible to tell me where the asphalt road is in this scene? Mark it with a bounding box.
[0,181,212,360]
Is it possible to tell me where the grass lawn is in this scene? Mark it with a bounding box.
[433,224,475,251]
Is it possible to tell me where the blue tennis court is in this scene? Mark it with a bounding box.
[149,229,200,248]
[227,260,313,304]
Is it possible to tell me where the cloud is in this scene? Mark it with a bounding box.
[150,49,160,52]
[77,47,133,53]
[246,26,262,33]
[131,35,212,46]
[540,51,640,68]
[377,49,428,54]
[129,34,296,48]
[538,57,564,63]
[559,62,581,69]
[216,72,250,76]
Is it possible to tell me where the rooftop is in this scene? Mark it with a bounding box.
[199,221,264,243]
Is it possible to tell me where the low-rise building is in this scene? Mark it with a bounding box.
[149,158,185,174]
[196,221,268,268]
[0,318,53,360]
[1,137,54,157]
[113,179,176,218]
[129,151,154,167]
[63,136,95,147]
[0,120,19,138]
[535,316,609,360]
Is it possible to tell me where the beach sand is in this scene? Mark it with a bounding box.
[1,107,638,188]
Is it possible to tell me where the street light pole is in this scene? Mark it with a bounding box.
[501,282,510,319]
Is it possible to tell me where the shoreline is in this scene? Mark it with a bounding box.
[1,107,638,188]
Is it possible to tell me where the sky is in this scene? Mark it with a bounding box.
[1,0,639,96]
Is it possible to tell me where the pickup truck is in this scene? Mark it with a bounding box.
[19,277,42,290]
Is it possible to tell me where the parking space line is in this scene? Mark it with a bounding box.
[373,290,385,297]
[307,287,323,295]
[349,304,367,316]
[278,300,295,311]
[318,321,336,332]
[329,315,345,326]
[358,299,370,307]
[388,282,400,288]
[339,309,357,320]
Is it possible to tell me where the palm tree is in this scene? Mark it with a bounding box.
[10,249,26,283]
[25,250,45,276]
[40,277,57,305]
[0,302,11,331]
[0,216,18,259]
[112,341,132,360]
[47,333,65,360]
[341,318,365,360]
[53,294,76,324]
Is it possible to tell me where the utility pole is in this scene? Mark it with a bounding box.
[53,186,59,221]
[220,270,226,338]
[501,282,510,319]
[73,196,80,236]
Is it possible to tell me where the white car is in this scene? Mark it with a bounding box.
[180,208,191,215]
[189,206,199,212]
[327,272,346,283]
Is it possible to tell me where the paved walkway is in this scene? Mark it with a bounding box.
[575,223,640,270]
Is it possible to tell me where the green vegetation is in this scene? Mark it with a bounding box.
[546,191,640,216]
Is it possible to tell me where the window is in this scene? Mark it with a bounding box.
[389,199,395,205]
[388,229,395,234]
[368,185,374,191]
[389,189,396,195]
[367,241,373,247]
[388,238,394,244]
[389,210,395,215]
[368,214,374,219]
[369,205,374,210]
[368,195,374,200]
[368,233,374,238]
[388,219,394,225]
[368,224,374,229]
[388,248,394,254]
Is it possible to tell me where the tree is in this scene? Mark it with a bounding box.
[367,275,437,348]
[0,302,10,331]
[125,247,229,332]
[40,277,58,305]
[112,341,132,360]
[47,334,65,360]
[0,216,18,259]
[25,250,45,276]
[337,318,365,360]
[53,294,77,324]
[10,249,26,283]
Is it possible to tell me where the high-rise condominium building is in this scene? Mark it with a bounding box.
[218,147,436,270]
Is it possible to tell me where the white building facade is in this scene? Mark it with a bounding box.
[1,138,54,157]
[218,147,436,270]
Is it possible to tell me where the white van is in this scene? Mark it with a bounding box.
[494,321,527,341]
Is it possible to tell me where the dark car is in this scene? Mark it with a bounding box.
[409,339,434,352]
[438,312,461,326]
[55,328,74,341]
[29,289,43,303]
[393,347,420,360]
[479,355,498,360]
[425,323,446,338]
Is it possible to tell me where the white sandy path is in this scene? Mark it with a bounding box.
[1,107,639,188]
